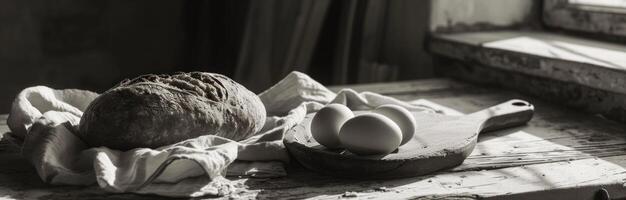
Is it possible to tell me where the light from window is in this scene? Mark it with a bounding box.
[569,0,626,9]
[484,36,626,70]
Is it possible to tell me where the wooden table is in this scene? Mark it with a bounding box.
[1,78,626,199]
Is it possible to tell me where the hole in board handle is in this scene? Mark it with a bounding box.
[512,101,528,106]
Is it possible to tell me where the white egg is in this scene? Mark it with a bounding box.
[373,104,416,146]
[311,104,354,149]
[339,113,402,155]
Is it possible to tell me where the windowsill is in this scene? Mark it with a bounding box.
[430,30,626,94]
[544,0,626,37]
[429,30,626,122]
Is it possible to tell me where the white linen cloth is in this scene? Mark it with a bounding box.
[6,71,436,197]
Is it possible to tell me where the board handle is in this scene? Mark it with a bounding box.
[467,99,534,133]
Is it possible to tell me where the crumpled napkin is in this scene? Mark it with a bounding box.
[7,71,436,197]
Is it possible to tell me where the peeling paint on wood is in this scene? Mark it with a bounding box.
[435,58,626,123]
[431,31,626,94]
[544,0,626,37]
[430,31,626,123]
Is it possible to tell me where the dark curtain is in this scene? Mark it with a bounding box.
[185,0,434,93]
[0,0,432,113]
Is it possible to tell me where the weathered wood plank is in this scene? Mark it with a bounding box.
[544,0,626,38]
[431,31,626,94]
[233,157,626,200]
[430,30,626,123]
[2,79,626,199]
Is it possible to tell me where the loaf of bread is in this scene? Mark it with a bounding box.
[78,72,266,150]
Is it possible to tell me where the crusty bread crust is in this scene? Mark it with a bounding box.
[78,72,266,150]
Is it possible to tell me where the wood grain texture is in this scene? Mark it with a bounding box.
[544,0,626,37]
[2,79,626,199]
[430,30,626,123]
[285,100,534,179]
[431,31,626,94]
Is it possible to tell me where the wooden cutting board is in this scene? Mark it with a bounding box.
[284,99,534,179]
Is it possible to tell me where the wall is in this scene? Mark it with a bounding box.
[0,1,192,113]
[430,0,540,32]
